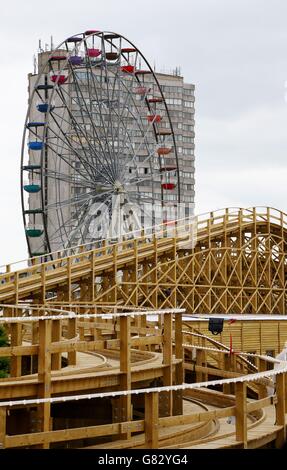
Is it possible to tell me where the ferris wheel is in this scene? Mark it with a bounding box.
[21,30,181,259]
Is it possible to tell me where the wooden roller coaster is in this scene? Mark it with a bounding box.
[0,206,286,449]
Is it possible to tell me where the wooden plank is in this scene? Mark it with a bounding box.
[10,323,22,377]
[162,313,173,416]
[275,372,286,448]
[235,382,247,448]
[0,408,6,449]
[119,316,131,440]
[159,405,236,427]
[145,392,159,448]
[246,397,271,413]
[67,317,77,365]
[174,313,183,415]
[131,335,163,347]
[38,319,52,449]
[0,344,38,357]
[51,320,61,371]
[5,419,144,448]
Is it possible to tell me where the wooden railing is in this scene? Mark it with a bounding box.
[0,307,286,449]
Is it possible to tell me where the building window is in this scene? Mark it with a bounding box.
[184,100,193,108]
[182,136,193,143]
[182,124,193,132]
[165,98,182,106]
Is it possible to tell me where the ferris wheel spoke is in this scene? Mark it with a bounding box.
[101,41,122,176]
[105,70,152,173]
[44,133,104,185]
[46,190,95,210]
[55,86,116,183]
[80,51,118,179]
[66,70,114,170]
[52,87,113,182]
[48,198,93,246]
[46,110,100,182]
[71,71,120,178]
[62,192,115,246]
[47,111,115,186]
[44,169,95,189]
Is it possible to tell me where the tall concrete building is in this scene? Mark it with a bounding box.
[22,38,195,256]
[157,72,195,206]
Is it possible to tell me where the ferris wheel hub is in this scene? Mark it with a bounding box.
[114,180,125,193]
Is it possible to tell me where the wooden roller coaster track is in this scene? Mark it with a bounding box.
[0,207,286,449]
[0,206,287,313]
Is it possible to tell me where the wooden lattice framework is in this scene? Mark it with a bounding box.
[1,207,287,314]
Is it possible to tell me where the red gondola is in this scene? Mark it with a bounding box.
[161,183,176,190]
[148,97,163,103]
[121,65,135,73]
[106,52,118,60]
[49,55,67,62]
[147,115,162,123]
[87,48,101,58]
[121,47,136,53]
[50,75,68,85]
[157,147,172,155]
[85,30,100,35]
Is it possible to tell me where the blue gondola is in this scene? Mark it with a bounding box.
[22,164,41,171]
[25,228,44,237]
[27,122,45,128]
[37,103,48,113]
[69,56,83,66]
[23,183,41,193]
[28,141,44,151]
[24,209,43,214]
[36,84,53,91]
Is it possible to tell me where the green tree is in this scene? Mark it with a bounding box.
[0,325,10,378]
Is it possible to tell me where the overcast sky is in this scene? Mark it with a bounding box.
[1,0,287,265]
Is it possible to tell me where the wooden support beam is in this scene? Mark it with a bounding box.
[195,349,205,383]
[257,357,268,398]
[38,319,52,449]
[91,251,95,301]
[31,307,39,373]
[173,313,183,415]
[51,320,61,371]
[139,313,147,351]
[119,315,131,440]
[0,407,6,449]
[275,372,286,448]
[145,392,159,449]
[151,236,158,308]
[235,381,247,448]
[10,323,22,377]
[223,355,231,394]
[14,272,19,305]
[41,264,46,303]
[67,317,77,366]
[162,313,173,416]
[66,257,72,302]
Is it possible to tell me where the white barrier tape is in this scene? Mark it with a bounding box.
[0,308,185,323]
[1,358,286,408]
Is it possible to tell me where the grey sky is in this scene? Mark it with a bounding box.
[1,0,287,264]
